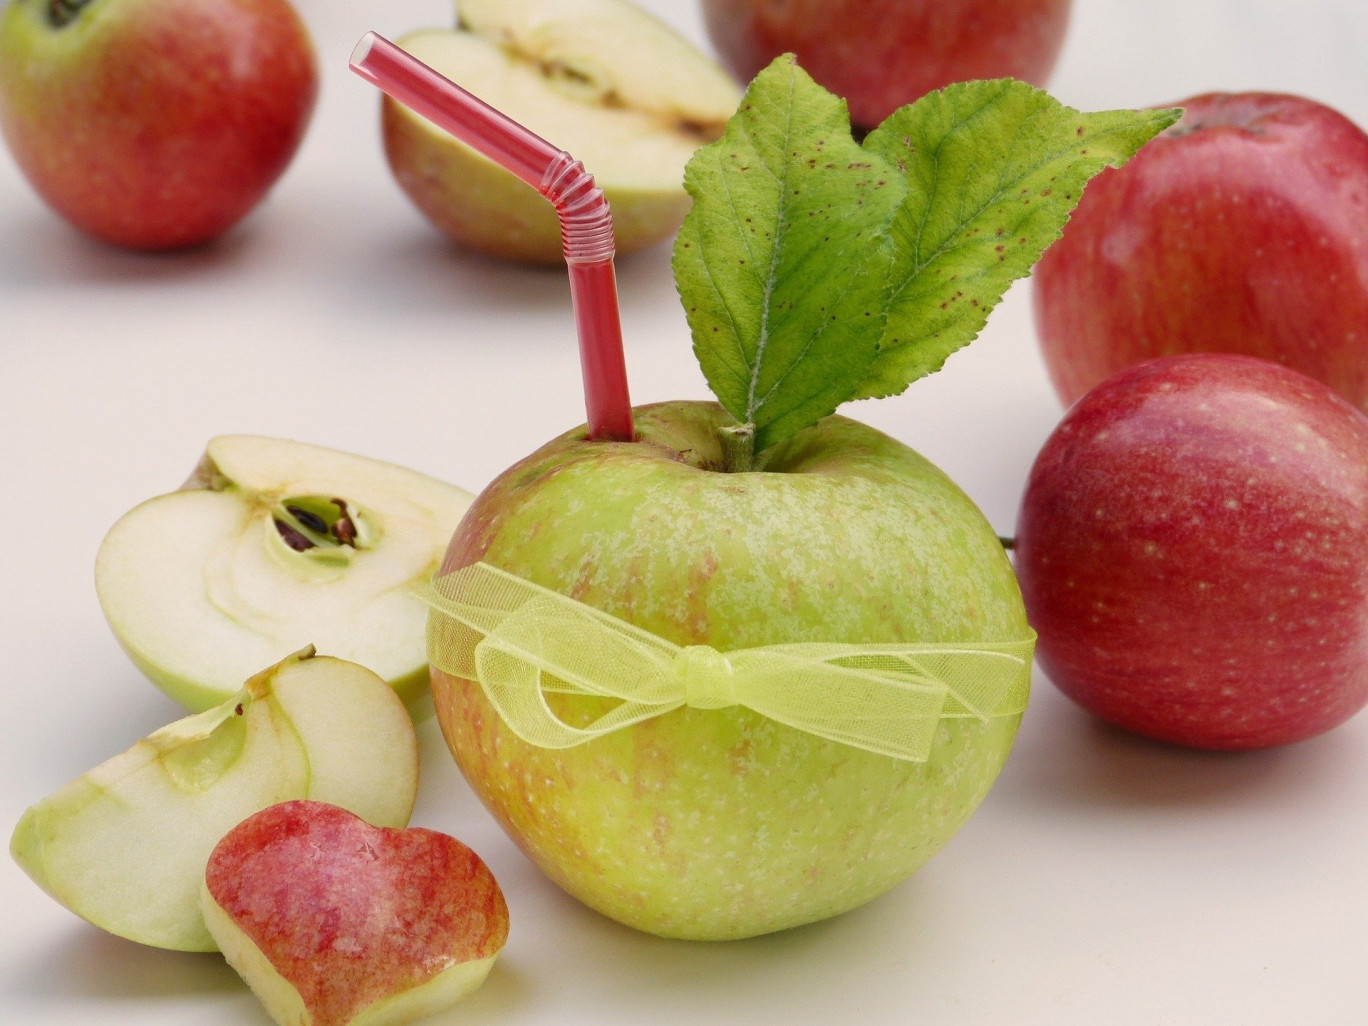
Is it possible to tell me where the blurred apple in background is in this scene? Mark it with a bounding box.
[1015,353,1368,751]
[700,0,1072,131]
[433,401,1030,940]
[381,0,741,264]
[0,0,317,250]
[1033,92,1368,412]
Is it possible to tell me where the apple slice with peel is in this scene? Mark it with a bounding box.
[95,435,473,717]
[203,800,509,1026]
[382,0,742,264]
[10,649,419,951]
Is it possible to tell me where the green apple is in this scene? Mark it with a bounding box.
[202,800,509,1026]
[381,0,741,265]
[395,57,1171,940]
[10,649,419,952]
[94,435,473,717]
[432,401,1029,940]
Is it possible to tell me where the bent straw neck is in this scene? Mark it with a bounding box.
[350,32,634,441]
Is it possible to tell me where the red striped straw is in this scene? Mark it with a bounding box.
[350,32,635,442]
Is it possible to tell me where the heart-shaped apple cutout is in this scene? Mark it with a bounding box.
[201,800,509,1026]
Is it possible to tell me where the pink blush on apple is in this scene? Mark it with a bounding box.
[202,800,509,1026]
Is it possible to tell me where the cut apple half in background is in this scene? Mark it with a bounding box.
[95,435,473,717]
[382,0,743,264]
[10,649,419,951]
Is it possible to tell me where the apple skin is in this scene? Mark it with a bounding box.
[431,400,1030,940]
[0,0,317,250]
[1014,353,1368,750]
[701,0,1072,130]
[202,800,508,1026]
[1032,92,1368,412]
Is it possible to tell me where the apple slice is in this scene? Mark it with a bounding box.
[9,649,419,951]
[202,800,509,1026]
[381,0,742,264]
[95,435,473,717]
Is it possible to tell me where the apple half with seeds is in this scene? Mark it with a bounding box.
[203,800,509,1026]
[95,435,473,717]
[381,0,742,264]
[10,649,419,951]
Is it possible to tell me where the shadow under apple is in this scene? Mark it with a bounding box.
[997,676,1357,813]
[0,208,260,292]
[328,223,677,326]
[11,924,242,1001]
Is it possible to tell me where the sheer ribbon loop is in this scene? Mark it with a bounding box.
[422,561,1035,763]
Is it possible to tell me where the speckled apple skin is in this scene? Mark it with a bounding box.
[432,401,1029,940]
[1033,92,1368,412]
[203,800,508,1026]
[1016,354,1368,750]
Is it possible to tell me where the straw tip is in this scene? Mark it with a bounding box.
[349,31,379,70]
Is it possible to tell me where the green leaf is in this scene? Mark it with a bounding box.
[673,55,907,457]
[856,79,1182,399]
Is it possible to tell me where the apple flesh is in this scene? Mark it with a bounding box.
[1033,92,1368,412]
[1014,353,1368,750]
[202,800,509,1026]
[432,400,1029,940]
[94,435,473,717]
[10,649,419,951]
[0,0,317,250]
[381,0,741,265]
[701,0,1072,131]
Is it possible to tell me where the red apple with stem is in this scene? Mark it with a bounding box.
[1033,91,1368,413]
[0,0,318,250]
[1014,353,1368,750]
[700,0,1073,130]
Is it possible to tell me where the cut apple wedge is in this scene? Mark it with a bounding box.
[95,435,472,716]
[381,0,742,264]
[203,800,509,1026]
[9,649,419,952]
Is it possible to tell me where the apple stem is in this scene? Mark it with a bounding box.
[348,32,635,442]
[718,423,757,473]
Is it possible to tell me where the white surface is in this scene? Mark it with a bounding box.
[3,1,1367,1023]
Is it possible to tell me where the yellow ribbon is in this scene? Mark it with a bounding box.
[422,561,1035,763]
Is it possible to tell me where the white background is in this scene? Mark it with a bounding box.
[3,1,1367,1023]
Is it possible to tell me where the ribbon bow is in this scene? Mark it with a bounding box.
[422,562,1035,763]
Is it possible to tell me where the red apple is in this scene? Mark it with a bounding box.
[1033,91,1368,412]
[1014,353,1368,750]
[201,800,509,1026]
[700,0,1073,130]
[0,0,318,250]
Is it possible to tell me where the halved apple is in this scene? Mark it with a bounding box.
[94,435,472,716]
[10,649,420,951]
[382,0,742,264]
